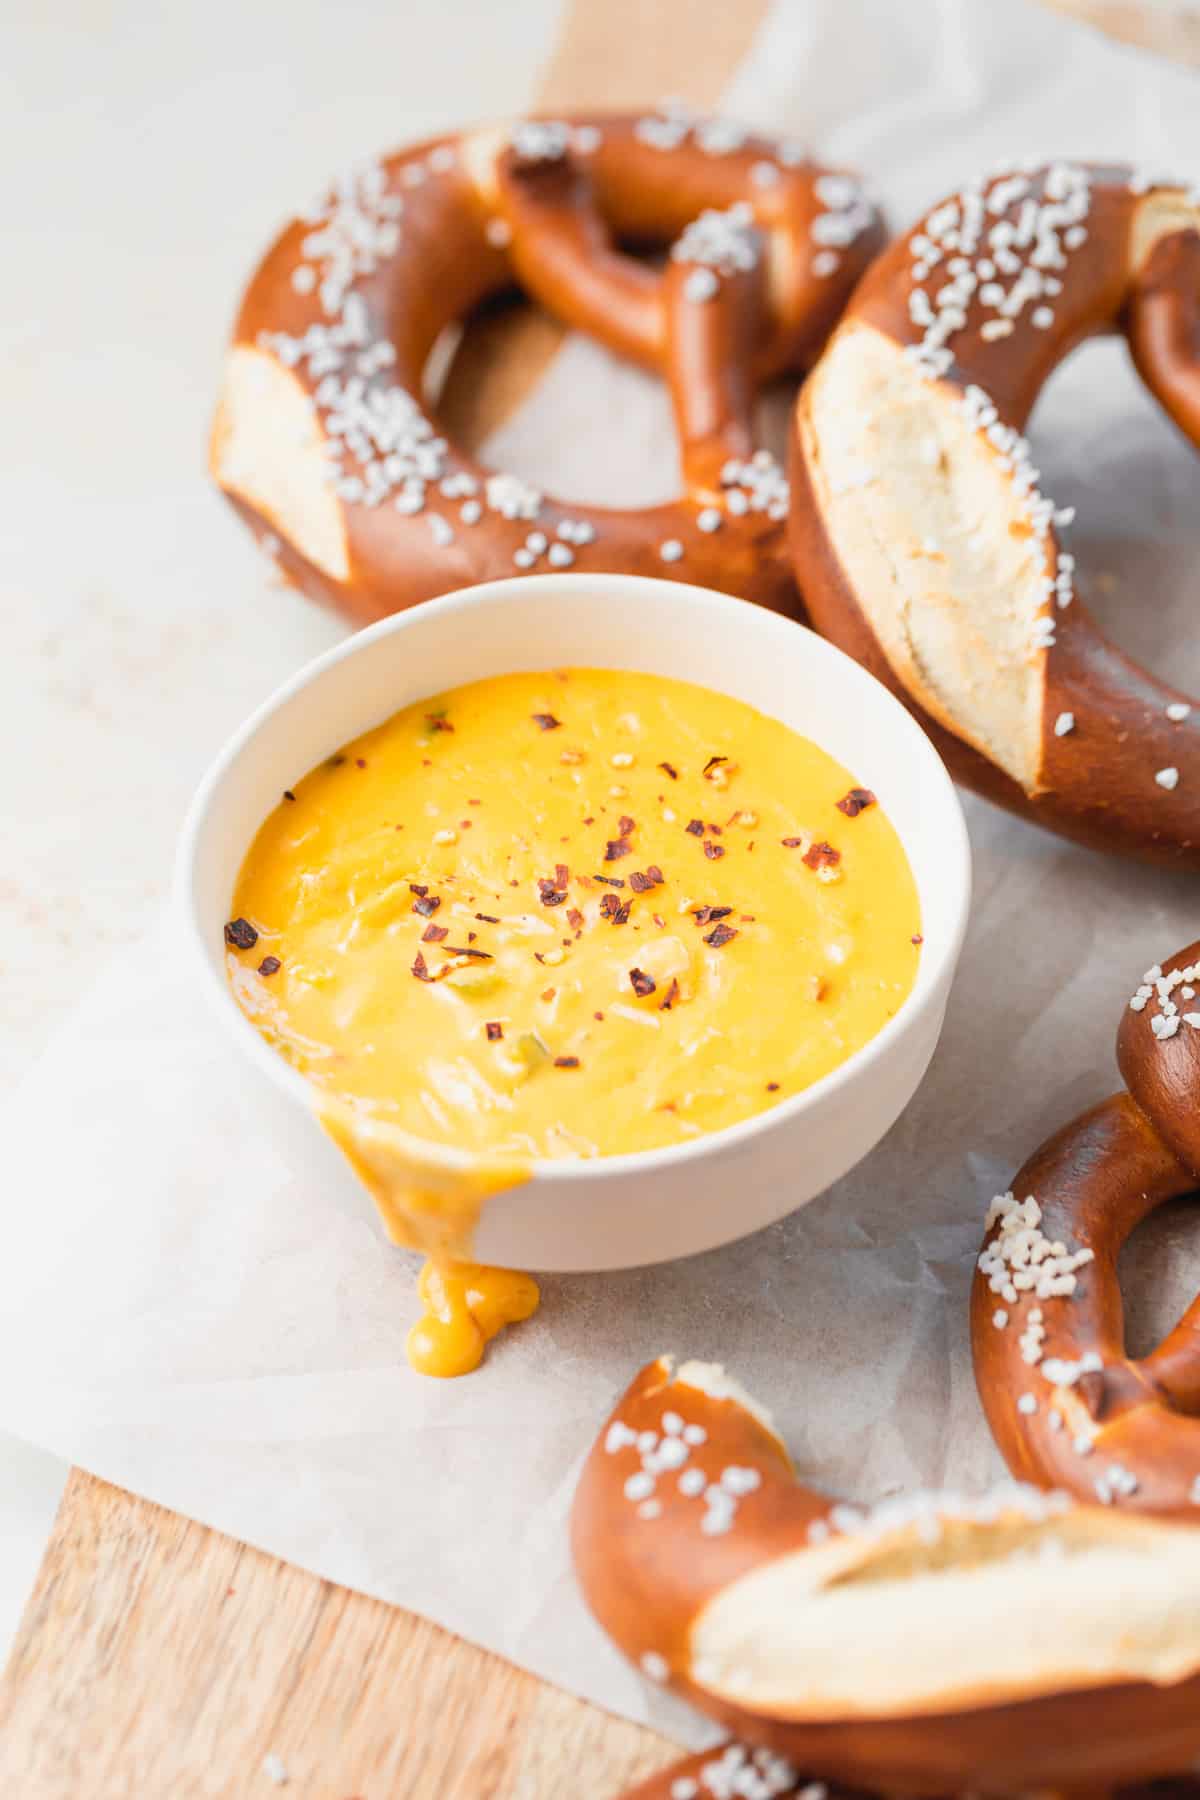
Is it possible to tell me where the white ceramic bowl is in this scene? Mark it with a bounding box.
[176,574,970,1272]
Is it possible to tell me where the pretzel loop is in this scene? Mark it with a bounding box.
[973,940,1200,1515]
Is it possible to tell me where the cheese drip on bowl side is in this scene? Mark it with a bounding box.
[225,668,922,1374]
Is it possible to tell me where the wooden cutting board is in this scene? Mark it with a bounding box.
[1,3,1195,1795]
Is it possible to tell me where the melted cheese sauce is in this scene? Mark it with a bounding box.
[227,668,921,1374]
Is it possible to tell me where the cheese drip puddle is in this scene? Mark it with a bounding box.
[226,668,921,1375]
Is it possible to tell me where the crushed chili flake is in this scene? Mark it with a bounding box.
[257,955,282,976]
[704,923,738,948]
[685,819,704,836]
[646,864,664,884]
[412,951,431,982]
[446,945,493,960]
[604,838,632,861]
[537,880,568,907]
[532,712,562,731]
[486,1022,504,1041]
[912,933,924,945]
[409,883,429,896]
[413,894,442,917]
[421,923,449,943]
[658,761,679,780]
[475,912,500,923]
[554,1056,581,1069]
[541,987,556,1002]
[468,931,477,943]
[767,1081,780,1092]
[224,918,259,950]
[600,893,632,924]
[594,873,625,887]
[629,968,657,998]
[327,754,347,768]
[781,837,806,849]
[652,912,666,928]
[837,787,876,817]
[425,712,454,733]
[803,841,841,871]
[594,1010,605,1021]
[355,758,367,769]
[703,841,726,860]
[618,815,636,837]
[659,977,680,1011]
[555,863,569,888]
[628,870,656,893]
[703,755,728,779]
[706,822,723,835]
[692,905,732,926]
[282,789,296,803]
[566,907,584,930]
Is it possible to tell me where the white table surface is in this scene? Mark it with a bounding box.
[0,0,561,1669]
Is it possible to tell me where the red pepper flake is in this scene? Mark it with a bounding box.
[422,923,449,943]
[468,931,477,943]
[600,893,632,924]
[413,894,441,917]
[803,842,841,871]
[475,912,500,923]
[555,863,569,888]
[257,955,282,976]
[652,913,666,929]
[659,977,680,1011]
[445,945,494,960]
[541,987,556,1002]
[605,838,632,861]
[355,757,367,769]
[327,754,347,768]
[554,1056,581,1069]
[460,820,472,830]
[702,755,728,780]
[629,968,656,998]
[224,918,258,950]
[537,879,568,907]
[594,873,625,887]
[282,789,296,803]
[912,933,924,946]
[692,905,732,926]
[658,761,679,780]
[837,787,876,818]
[468,798,481,806]
[767,1081,780,1092]
[409,883,429,896]
[425,712,454,733]
[532,713,561,731]
[685,819,704,837]
[703,841,726,860]
[412,951,432,982]
[628,871,653,893]
[704,923,738,948]
[566,907,584,930]
[646,864,664,885]
[706,823,723,836]
[486,1022,503,1041]
[781,837,806,849]
[618,815,636,837]
[594,1010,605,1021]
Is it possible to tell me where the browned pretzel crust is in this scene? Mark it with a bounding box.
[212,109,882,625]
[573,1359,1200,1796]
[973,937,1200,1516]
[790,162,1200,865]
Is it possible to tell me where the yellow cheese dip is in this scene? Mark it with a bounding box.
[226,668,921,1373]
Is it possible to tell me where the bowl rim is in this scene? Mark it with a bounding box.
[175,572,972,1184]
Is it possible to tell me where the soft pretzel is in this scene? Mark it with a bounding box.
[616,1750,1200,1800]
[572,1357,1200,1795]
[212,108,882,625]
[972,937,1200,1516]
[790,162,1200,865]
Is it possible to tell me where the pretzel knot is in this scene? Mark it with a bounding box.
[973,938,1200,1516]
[791,161,1200,866]
[572,1357,1200,1795]
[211,110,883,625]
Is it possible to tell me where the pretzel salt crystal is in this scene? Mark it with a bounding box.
[790,162,1200,866]
[973,937,1200,1516]
[572,1358,1200,1794]
[212,109,882,625]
